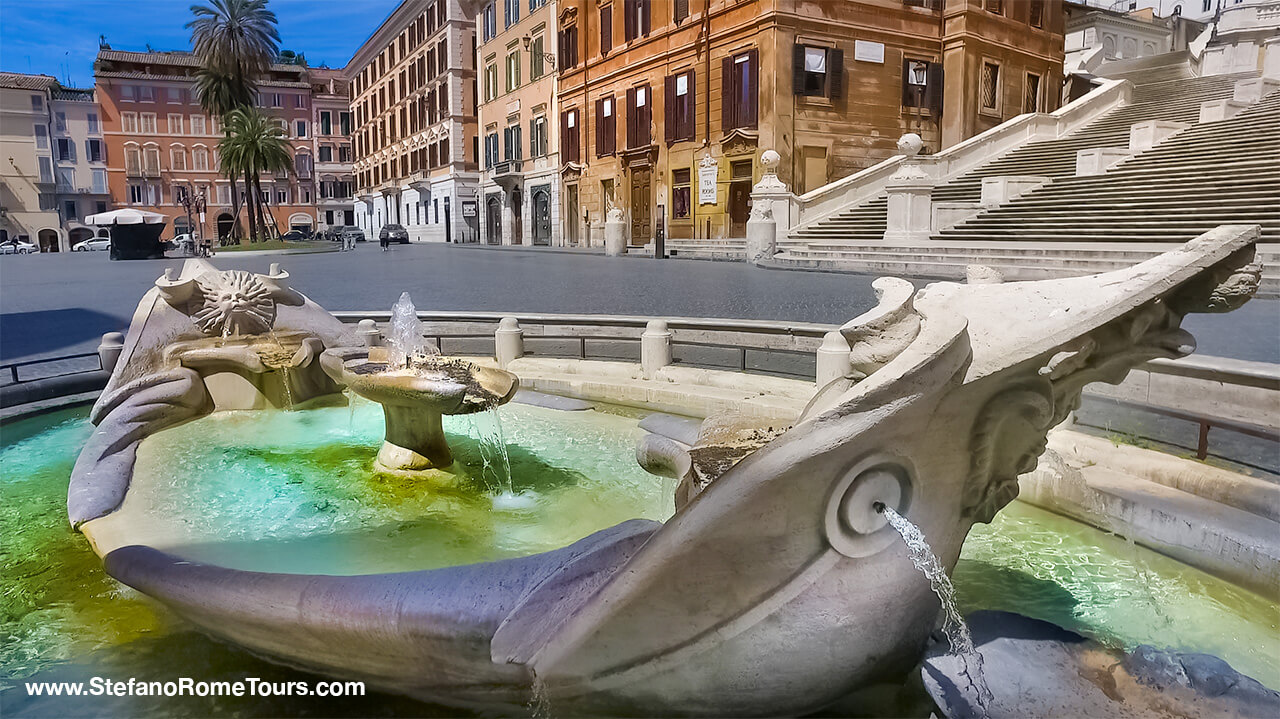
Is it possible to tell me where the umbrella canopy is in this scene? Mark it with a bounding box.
[85,209,168,226]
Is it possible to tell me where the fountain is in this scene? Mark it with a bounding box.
[61,227,1271,716]
[318,292,519,474]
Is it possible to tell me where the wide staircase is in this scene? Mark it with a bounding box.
[781,71,1250,251]
[934,89,1280,248]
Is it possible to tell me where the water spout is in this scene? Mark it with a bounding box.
[880,505,994,716]
[387,292,437,369]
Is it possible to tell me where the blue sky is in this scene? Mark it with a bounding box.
[1,0,403,87]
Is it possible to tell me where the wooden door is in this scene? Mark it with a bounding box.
[630,168,652,245]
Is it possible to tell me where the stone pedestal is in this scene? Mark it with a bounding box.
[981,176,1051,207]
[746,214,777,265]
[1234,77,1280,103]
[1199,99,1249,124]
[495,317,524,368]
[1129,121,1189,153]
[98,332,125,374]
[749,149,795,258]
[883,180,934,244]
[379,406,452,471]
[604,208,628,256]
[815,331,853,388]
[1075,148,1130,176]
[641,320,673,379]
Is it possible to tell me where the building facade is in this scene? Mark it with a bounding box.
[51,85,112,249]
[476,0,563,246]
[1065,1,1209,73]
[94,48,321,242]
[555,0,1064,247]
[310,68,357,232]
[348,0,481,244]
[0,73,65,251]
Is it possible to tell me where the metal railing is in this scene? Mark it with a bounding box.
[0,351,101,385]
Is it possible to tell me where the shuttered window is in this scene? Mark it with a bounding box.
[902,59,943,116]
[674,0,689,24]
[983,0,1002,14]
[1028,0,1043,28]
[664,71,695,143]
[601,5,613,55]
[561,109,580,163]
[721,49,758,132]
[626,85,652,148]
[558,25,578,68]
[793,45,843,99]
[624,0,650,41]
[595,96,616,156]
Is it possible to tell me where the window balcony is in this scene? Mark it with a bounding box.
[490,160,523,187]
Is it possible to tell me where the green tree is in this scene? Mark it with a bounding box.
[220,107,293,240]
[187,0,280,242]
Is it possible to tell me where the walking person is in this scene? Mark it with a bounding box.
[379,225,389,252]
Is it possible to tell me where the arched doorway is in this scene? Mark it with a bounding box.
[532,188,551,246]
[173,217,191,238]
[69,227,94,248]
[216,212,235,241]
[485,195,502,245]
[288,213,314,235]
[37,228,61,253]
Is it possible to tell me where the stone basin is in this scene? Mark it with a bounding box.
[320,347,519,473]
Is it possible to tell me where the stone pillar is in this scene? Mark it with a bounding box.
[815,331,852,387]
[495,317,524,368]
[358,318,382,346]
[604,205,628,256]
[883,134,935,245]
[641,320,673,379]
[98,332,125,374]
[748,149,790,265]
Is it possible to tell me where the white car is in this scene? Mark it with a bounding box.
[72,237,111,252]
[0,240,37,254]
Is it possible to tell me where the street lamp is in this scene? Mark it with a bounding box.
[521,35,557,72]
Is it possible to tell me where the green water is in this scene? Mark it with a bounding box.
[1,402,1277,717]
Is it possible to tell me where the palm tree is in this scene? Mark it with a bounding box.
[220,107,293,240]
[187,0,279,242]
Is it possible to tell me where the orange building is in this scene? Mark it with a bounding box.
[94,48,323,241]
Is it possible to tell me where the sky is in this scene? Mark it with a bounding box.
[1,0,403,87]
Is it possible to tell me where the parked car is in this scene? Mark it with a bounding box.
[279,229,308,242]
[338,225,366,243]
[72,237,112,252]
[379,224,410,244]
[0,239,37,254]
[171,233,195,255]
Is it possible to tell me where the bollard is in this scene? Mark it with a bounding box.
[357,318,382,347]
[815,331,853,387]
[641,319,673,379]
[98,332,126,374]
[269,262,282,276]
[495,317,524,368]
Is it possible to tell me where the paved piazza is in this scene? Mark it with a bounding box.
[1,244,1275,365]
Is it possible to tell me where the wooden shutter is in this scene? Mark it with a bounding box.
[664,75,676,143]
[827,48,844,99]
[595,99,604,156]
[623,0,635,41]
[927,62,944,117]
[641,0,650,35]
[675,0,689,23]
[602,5,613,54]
[721,55,734,131]
[745,49,758,128]
[641,84,651,145]
[626,86,636,148]
[902,58,913,106]
[793,44,805,95]
[684,71,696,140]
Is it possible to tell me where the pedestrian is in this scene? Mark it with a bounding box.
[380,228,388,252]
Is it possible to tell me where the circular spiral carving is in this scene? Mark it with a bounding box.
[824,455,914,558]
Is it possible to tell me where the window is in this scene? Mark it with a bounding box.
[217,184,231,204]
[483,3,496,41]
[320,111,332,135]
[167,87,182,104]
[87,113,99,134]
[193,147,209,171]
[31,94,43,111]
[168,114,183,134]
[129,183,144,204]
[87,139,104,162]
[174,185,190,206]
[125,146,141,174]
[340,111,352,135]
[902,59,942,114]
[139,86,155,102]
[530,115,548,157]
[983,0,1002,13]
[296,153,312,178]
[55,112,67,132]
[672,168,691,218]
[674,0,689,24]
[140,113,157,133]
[190,115,206,135]
[34,124,48,149]
[531,35,546,79]
[626,84,651,148]
[277,188,288,204]
[38,156,53,183]
[339,144,352,162]
[485,62,498,101]
[484,131,500,167]
[121,85,136,102]
[171,147,187,171]
[504,0,519,27]
[293,94,306,109]
[794,45,843,99]
[56,138,75,162]
[144,147,161,173]
[1024,72,1042,113]
[57,167,74,190]
[505,51,521,92]
[296,120,308,138]
[601,4,613,54]
[1202,0,1211,10]
[503,123,522,160]
[980,60,1001,114]
[722,50,758,131]
[561,109,580,163]
[558,25,579,68]
[64,200,78,219]
[1029,0,1043,28]
[595,95,616,156]
[624,0,650,41]
[665,71,695,142]
[92,168,107,193]
[320,145,333,162]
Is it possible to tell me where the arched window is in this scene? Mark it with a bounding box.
[192,145,209,171]
[170,144,187,171]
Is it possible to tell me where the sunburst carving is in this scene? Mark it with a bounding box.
[189,270,276,337]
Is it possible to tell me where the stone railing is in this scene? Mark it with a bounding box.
[785,78,1133,234]
[1217,0,1280,34]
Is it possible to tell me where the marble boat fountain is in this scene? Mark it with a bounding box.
[67,227,1263,716]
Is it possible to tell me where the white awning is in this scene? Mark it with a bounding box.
[84,209,168,226]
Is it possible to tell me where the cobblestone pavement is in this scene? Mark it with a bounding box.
[1,242,1275,366]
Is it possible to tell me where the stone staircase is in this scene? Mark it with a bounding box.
[781,71,1252,249]
[666,237,748,260]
